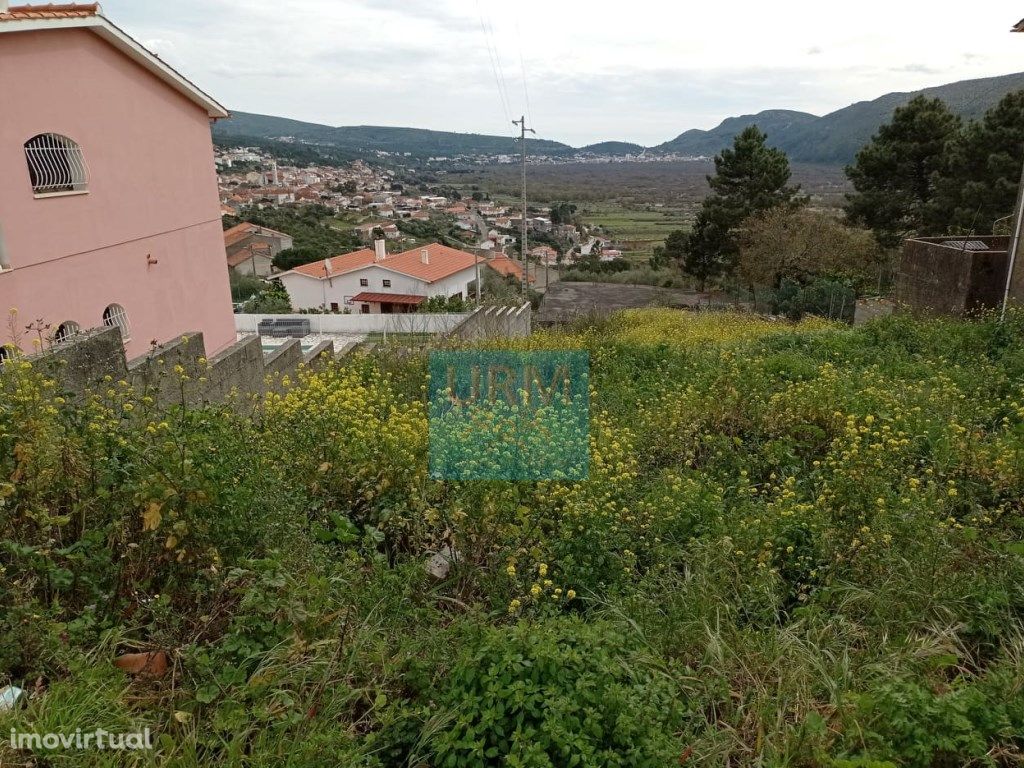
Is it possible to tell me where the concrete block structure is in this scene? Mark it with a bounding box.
[896,236,1013,316]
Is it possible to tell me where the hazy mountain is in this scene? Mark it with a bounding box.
[655,110,819,158]
[654,72,1024,163]
[214,71,1024,165]
[578,141,645,156]
[213,112,572,158]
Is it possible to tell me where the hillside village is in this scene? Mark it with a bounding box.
[215,145,627,315]
[4,3,1024,767]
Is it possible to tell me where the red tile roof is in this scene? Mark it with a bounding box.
[288,243,480,283]
[1,3,99,20]
[350,292,425,305]
[486,256,534,282]
[222,221,291,248]
[291,249,376,279]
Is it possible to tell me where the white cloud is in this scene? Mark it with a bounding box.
[102,0,1024,146]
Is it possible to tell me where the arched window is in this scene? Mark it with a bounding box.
[54,321,80,344]
[0,345,13,364]
[24,133,88,195]
[102,304,131,341]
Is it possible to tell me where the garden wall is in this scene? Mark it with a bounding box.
[897,237,1011,316]
[24,326,333,406]
[446,304,532,340]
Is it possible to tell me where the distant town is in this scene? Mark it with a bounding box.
[216,144,626,315]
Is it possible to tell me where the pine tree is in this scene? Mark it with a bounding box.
[845,96,960,247]
[927,90,1024,235]
[681,126,800,288]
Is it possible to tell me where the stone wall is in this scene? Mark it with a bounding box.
[30,326,129,393]
[22,326,335,406]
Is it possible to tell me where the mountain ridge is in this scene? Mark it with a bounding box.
[213,71,1024,165]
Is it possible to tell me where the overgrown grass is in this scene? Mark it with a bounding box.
[2,310,1024,766]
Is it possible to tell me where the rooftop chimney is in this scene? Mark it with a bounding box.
[420,248,430,265]
[324,257,333,277]
[0,1,8,12]
[373,238,387,262]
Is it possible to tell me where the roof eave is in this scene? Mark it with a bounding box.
[0,14,229,119]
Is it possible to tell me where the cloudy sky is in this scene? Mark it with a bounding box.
[105,0,1024,147]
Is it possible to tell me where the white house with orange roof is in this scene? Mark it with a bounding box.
[275,241,482,313]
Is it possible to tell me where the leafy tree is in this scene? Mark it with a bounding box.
[928,90,1024,234]
[680,126,801,287]
[737,207,885,295]
[242,282,291,313]
[649,245,669,269]
[471,191,484,202]
[226,205,360,258]
[272,246,326,271]
[549,201,578,225]
[661,229,688,264]
[845,96,960,247]
[229,272,265,302]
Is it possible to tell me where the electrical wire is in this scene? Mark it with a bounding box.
[475,0,515,136]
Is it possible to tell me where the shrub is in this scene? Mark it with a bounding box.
[395,618,687,767]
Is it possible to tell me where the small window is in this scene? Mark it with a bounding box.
[24,133,89,195]
[102,303,131,341]
[330,302,339,312]
[359,278,369,287]
[382,279,391,288]
[360,304,370,314]
[54,320,80,344]
[0,345,12,363]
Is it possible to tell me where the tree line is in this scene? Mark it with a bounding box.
[663,90,1024,306]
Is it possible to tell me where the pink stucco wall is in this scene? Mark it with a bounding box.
[0,28,235,358]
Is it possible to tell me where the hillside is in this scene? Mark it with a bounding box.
[578,140,645,156]
[656,109,819,157]
[7,309,1024,764]
[213,111,572,157]
[655,71,1024,163]
[214,71,1024,165]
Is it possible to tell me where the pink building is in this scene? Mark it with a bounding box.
[0,3,235,358]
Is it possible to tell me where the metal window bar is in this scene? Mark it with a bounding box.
[24,134,88,194]
[54,321,80,344]
[102,304,130,339]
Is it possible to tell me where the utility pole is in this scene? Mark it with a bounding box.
[513,115,534,296]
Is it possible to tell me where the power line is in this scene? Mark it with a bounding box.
[514,16,532,127]
[475,0,514,134]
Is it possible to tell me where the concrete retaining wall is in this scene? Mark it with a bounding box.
[21,325,335,406]
[446,304,531,341]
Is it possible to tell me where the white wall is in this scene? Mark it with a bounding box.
[278,264,479,312]
[235,312,470,334]
[232,253,274,278]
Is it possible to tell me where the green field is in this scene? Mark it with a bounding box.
[581,205,690,260]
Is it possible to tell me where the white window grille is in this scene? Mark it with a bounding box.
[54,321,80,344]
[24,133,89,195]
[102,304,131,340]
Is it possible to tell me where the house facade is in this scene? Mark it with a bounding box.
[224,222,293,277]
[0,2,235,357]
[276,241,479,313]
